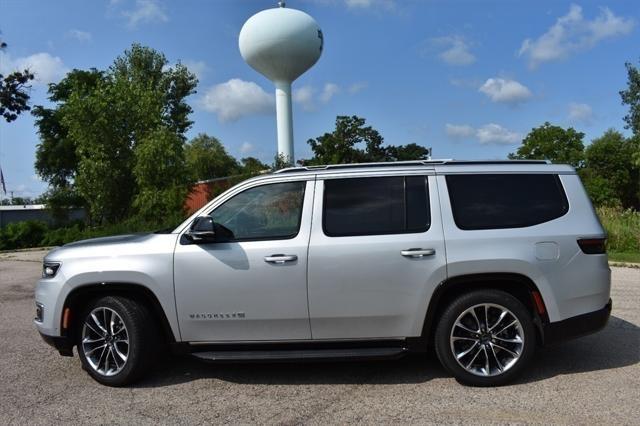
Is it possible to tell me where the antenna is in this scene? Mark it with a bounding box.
[239,5,323,165]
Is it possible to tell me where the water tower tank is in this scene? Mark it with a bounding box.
[239,3,323,164]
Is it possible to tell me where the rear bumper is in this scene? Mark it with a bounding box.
[542,298,612,345]
[39,332,74,357]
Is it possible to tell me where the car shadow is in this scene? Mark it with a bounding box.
[134,316,638,388]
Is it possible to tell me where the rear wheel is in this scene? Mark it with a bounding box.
[435,290,536,386]
[76,296,158,386]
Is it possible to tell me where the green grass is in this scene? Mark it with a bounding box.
[596,207,640,256]
[608,251,640,264]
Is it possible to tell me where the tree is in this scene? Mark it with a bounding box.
[185,134,240,181]
[240,157,269,175]
[508,122,585,168]
[386,143,431,161]
[581,129,640,209]
[301,115,430,165]
[0,38,35,122]
[33,44,198,224]
[620,59,640,136]
[133,127,188,223]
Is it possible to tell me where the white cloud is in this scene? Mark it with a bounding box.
[345,0,395,10]
[240,142,255,155]
[320,83,340,103]
[123,0,168,28]
[445,123,521,145]
[479,78,532,104]
[428,36,476,66]
[293,85,316,111]
[200,79,274,122]
[568,102,594,124]
[67,29,92,42]
[476,124,521,145]
[293,82,340,110]
[0,52,68,85]
[445,124,475,139]
[519,4,635,68]
[348,81,368,94]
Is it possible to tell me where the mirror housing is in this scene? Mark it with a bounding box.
[186,216,217,243]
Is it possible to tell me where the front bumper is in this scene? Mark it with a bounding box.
[39,332,74,357]
[542,298,612,345]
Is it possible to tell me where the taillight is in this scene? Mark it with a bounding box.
[577,238,607,254]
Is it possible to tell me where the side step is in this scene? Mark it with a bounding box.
[192,347,407,362]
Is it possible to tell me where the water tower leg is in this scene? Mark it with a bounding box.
[275,80,294,165]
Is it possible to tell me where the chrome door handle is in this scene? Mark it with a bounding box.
[264,254,298,264]
[401,248,436,258]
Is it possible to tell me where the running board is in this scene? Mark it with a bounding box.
[192,347,407,362]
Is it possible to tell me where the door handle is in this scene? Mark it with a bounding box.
[264,254,298,264]
[401,248,436,258]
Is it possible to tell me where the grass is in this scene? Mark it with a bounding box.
[608,251,640,264]
[596,207,640,264]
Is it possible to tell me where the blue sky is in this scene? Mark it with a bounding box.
[0,0,638,198]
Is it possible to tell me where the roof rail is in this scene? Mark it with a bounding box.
[273,159,550,174]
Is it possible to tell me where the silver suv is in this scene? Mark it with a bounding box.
[35,160,612,387]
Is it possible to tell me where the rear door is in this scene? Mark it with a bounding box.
[307,173,447,339]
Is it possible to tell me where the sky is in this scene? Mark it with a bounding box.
[0,0,638,199]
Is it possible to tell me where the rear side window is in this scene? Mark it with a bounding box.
[323,176,430,237]
[446,174,568,230]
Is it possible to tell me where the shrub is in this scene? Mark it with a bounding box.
[597,207,640,253]
[0,220,49,250]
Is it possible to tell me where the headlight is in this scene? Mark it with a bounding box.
[42,262,61,278]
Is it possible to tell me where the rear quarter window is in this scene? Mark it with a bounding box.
[445,174,569,230]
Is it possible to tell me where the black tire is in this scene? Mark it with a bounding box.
[76,296,158,386]
[434,289,536,387]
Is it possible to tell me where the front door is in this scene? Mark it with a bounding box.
[174,179,314,342]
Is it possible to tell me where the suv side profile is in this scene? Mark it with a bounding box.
[35,160,612,387]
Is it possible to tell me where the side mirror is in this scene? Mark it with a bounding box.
[186,216,217,243]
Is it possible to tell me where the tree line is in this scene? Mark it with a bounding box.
[1,42,639,225]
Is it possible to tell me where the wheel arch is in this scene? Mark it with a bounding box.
[420,273,548,347]
[62,283,177,347]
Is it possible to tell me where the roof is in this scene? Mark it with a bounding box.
[266,159,574,179]
[0,204,46,211]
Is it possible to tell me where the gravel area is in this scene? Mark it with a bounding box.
[1,250,638,424]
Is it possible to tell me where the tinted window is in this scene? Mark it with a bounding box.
[211,181,305,240]
[446,174,568,230]
[323,176,430,237]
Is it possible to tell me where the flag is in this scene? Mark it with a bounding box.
[0,167,6,194]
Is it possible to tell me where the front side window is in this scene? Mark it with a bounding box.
[323,176,430,237]
[446,173,569,230]
[211,181,305,241]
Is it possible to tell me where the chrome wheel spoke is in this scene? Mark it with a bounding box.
[464,345,483,369]
[488,310,508,332]
[456,341,479,360]
[82,307,129,377]
[495,319,518,336]
[450,303,525,378]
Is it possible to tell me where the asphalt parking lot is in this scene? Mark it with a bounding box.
[0,249,638,425]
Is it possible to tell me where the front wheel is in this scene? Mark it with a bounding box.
[434,290,536,386]
[76,296,158,386]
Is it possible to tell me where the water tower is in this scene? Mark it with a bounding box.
[239,1,323,164]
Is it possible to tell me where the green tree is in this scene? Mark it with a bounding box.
[620,59,640,136]
[133,127,188,223]
[581,129,640,209]
[301,115,428,165]
[33,45,197,224]
[240,157,269,175]
[508,122,585,168]
[0,38,35,122]
[185,134,240,181]
[386,143,431,161]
